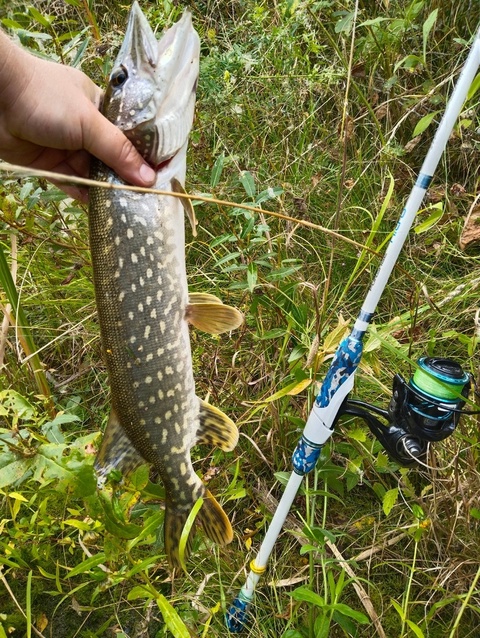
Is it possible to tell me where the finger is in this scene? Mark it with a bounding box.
[82,106,156,186]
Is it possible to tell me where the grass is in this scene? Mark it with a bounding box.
[1,0,480,636]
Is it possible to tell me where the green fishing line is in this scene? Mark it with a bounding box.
[413,364,466,400]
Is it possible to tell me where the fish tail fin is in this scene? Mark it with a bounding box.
[164,488,233,569]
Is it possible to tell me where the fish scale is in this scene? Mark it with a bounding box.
[88,3,243,569]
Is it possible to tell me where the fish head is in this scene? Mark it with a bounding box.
[103,2,200,175]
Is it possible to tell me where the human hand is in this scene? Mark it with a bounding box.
[0,32,156,202]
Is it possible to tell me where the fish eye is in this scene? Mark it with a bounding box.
[110,65,128,88]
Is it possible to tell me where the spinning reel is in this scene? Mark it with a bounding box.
[338,357,473,466]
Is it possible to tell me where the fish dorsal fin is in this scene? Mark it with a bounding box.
[185,298,243,334]
[196,398,239,451]
[171,177,197,236]
[94,409,146,483]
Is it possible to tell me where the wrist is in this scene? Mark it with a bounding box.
[0,31,32,109]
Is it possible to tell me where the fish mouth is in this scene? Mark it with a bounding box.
[119,3,200,169]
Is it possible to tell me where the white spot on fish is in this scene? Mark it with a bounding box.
[155,416,162,424]
[147,237,154,245]
[130,336,136,344]
[114,236,120,246]
[131,283,137,292]
[145,375,152,384]
[128,311,134,320]
[121,214,127,223]
[140,247,146,257]
[131,253,138,264]
[161,429,168,443]
[146,353,153,362]
[146,296,152,306]
[176,361,184,373]
[157,290,163,301]
[167,389,175,398]
[119,198,128,208]
[160,321,166,333]
[175,423,181,434]
[134,215,147,226]
[165,411,172,420]
[129,109,136,116]
[157,371,163,381]
[144,325,151,339]
[158,389,164,399]
[138,302,143,312]
[118,257,124,269]
[165,366,173,375]
[150,309,157,319]
[118,291,125,302]
[127,228,134,239]
[146,268,153,278]
[149,395,155,404]
[180,462,186,476]
[139,276,145,286]
[157,347,164,356]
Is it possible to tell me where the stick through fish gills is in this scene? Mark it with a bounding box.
[88,2,243,569]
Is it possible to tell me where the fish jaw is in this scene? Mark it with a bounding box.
[103,3,200,169]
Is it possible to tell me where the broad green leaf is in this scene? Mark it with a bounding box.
[329,603,369,623]
[414,203,443,234]
[335,11,355,34]
[383,487,398,516]
[247,262,257,292]
[210,153,225,188]
[422,9,438,63]
[467,72,480,100]
[127,585,155,601]
[255,186,283,204]
[391,598,406,621]
[8,491,28,502]
[290,586,325,608]
[28,6,55,27]
[65,553,106,578]
[178,497,203,571]
[127,511,163,550]
[406,619,426,638]
[239,170,256,198]
[0,459,33,489]
[412,110,440,138]
[99,492,143,539]
[156,594,191,638]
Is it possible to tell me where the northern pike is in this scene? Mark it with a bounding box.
[88,2,243,568]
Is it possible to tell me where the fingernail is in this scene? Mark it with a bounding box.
[139,163,156,184]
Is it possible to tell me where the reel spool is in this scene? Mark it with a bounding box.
[339,357,472,466]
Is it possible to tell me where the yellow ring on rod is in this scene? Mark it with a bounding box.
[250,560,266,575]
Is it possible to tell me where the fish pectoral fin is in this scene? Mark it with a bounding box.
[188,292,223,304]
[196,398,239,451]
[171,177,197,237]
[198,489,233,546]
[94,409,145,482]
[185,301,244,334]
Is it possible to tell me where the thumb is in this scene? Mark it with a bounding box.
[83,106,156,186]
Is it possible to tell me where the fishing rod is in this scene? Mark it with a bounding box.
[226,26,480,632]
